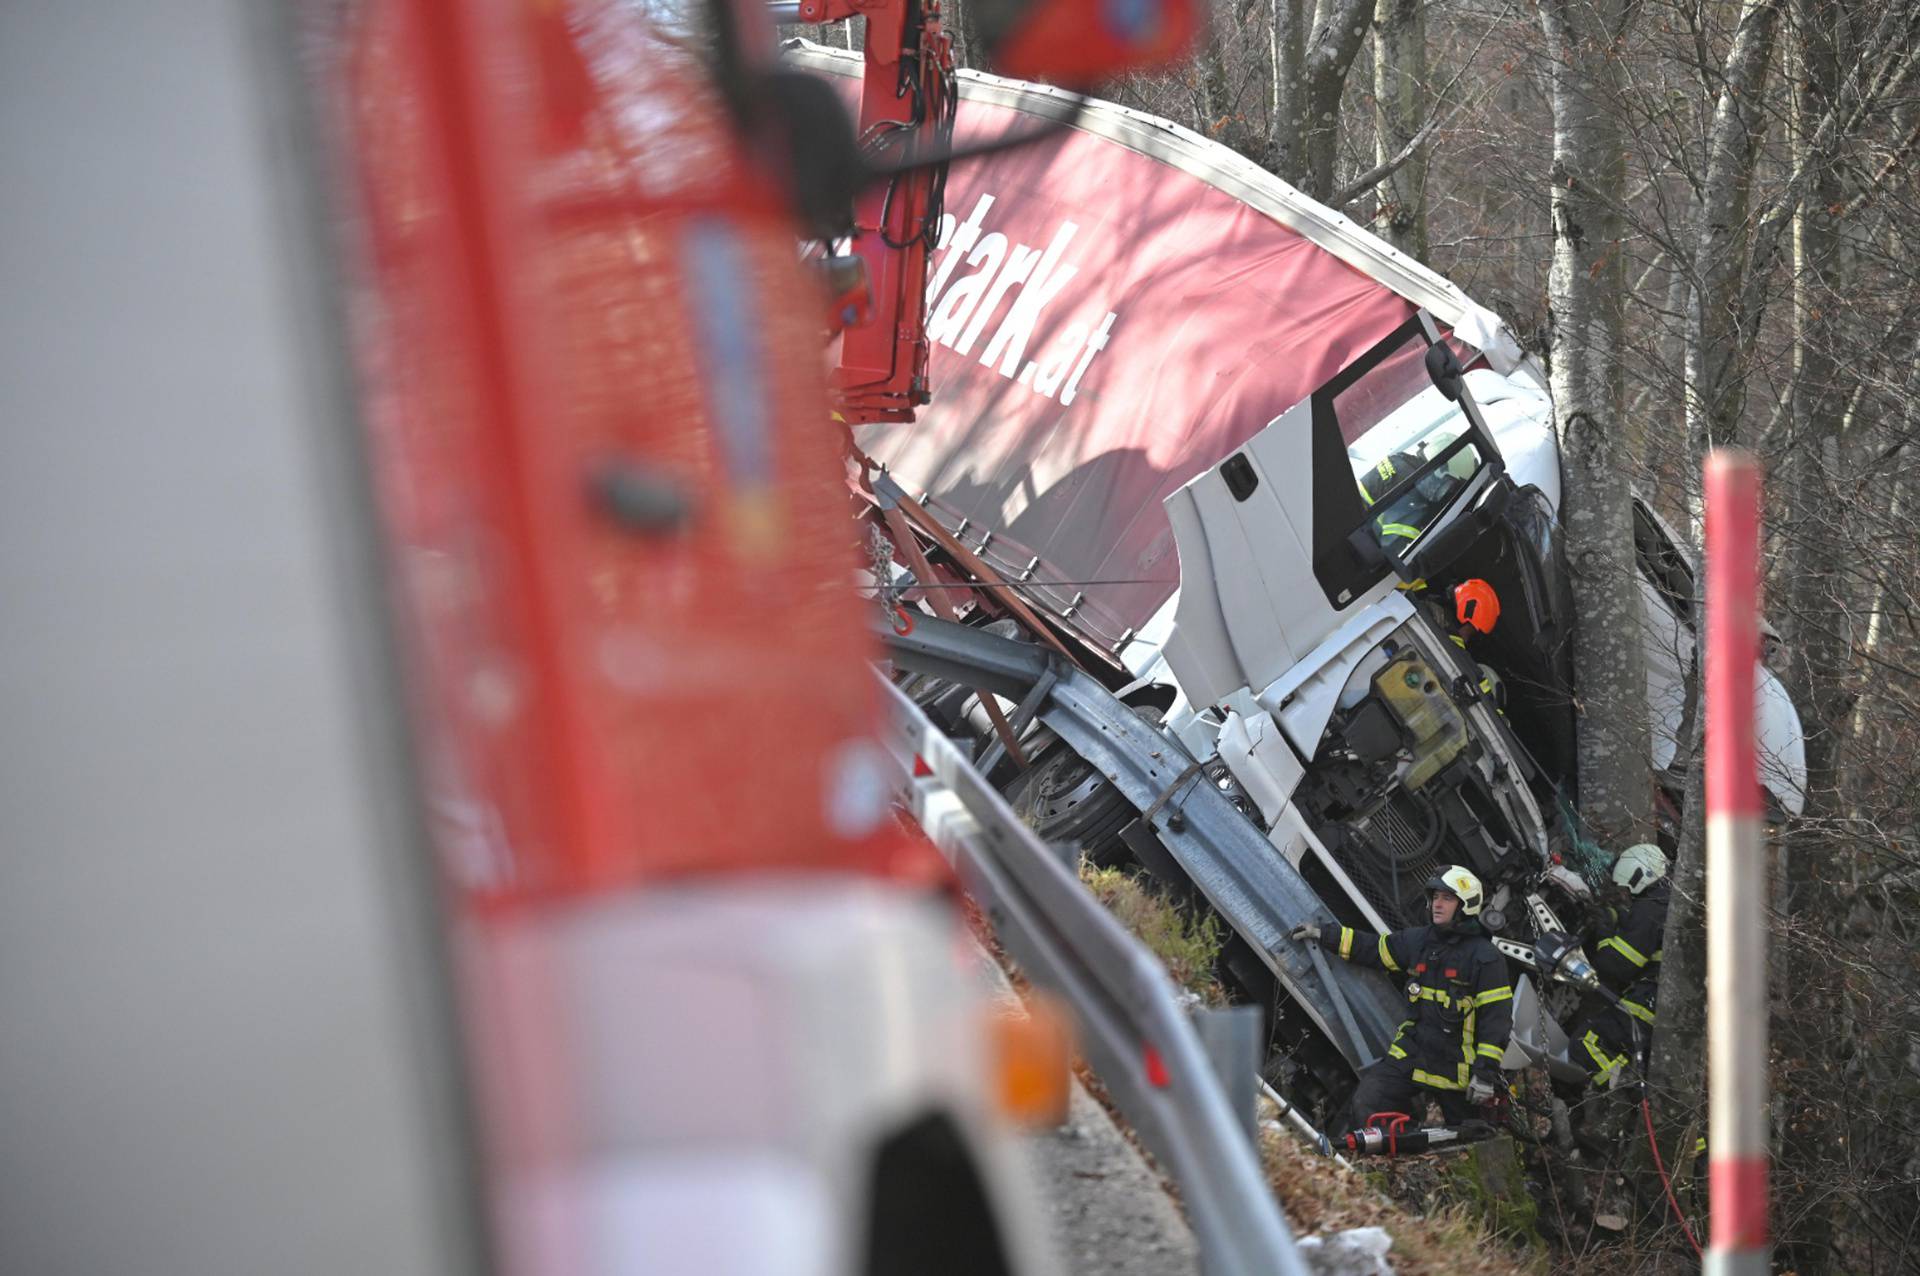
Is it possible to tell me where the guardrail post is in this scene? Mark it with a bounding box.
[1705,449,1769,1276]
[1194,1005,1262,1142]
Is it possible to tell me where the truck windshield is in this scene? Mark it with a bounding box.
[1328,330,1488,554]
[1307,315,1506,606]
[1349,390,1484,550]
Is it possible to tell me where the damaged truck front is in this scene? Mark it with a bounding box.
[790,43,1807,1111]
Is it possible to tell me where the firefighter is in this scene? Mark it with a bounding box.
[1357,445,1472,550]
[1450,577,1500,642]
[1563,843,1670,1098]
[1291,864,1514,1134]
[1441,577,1507,709]
[1358,451,1426,546]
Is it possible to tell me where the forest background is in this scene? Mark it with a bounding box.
[791,0,1920,1268]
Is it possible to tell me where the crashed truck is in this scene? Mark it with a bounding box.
[787,43,1808,1111]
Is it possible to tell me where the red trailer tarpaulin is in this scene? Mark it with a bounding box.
[793,44,1524,651]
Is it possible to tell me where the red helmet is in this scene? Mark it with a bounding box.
[1454,578,1500,635]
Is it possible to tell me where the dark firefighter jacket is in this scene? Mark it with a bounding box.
[1326,920,1514,1091]
[1586,880,1669,1030]
[1358,451,1425,543]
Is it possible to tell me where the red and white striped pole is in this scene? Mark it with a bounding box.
[1704,450,1769,1275]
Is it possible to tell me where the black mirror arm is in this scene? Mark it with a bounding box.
[1425,340,1466,401]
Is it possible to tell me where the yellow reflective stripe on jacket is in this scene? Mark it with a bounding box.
[1598,935,1650,967]
[1378,934,1399,971]
[1391,972,1508,1091]
[1412,1063,1469,1091]
[1378,521,1419,541]
[1412,1006,1482,1090]
[1404,983,1509,1014]
[1582,1030,1628,1086]
[1620,998,1656,1025]
[1408,985,1454,1008]
[1339,927,1354,959]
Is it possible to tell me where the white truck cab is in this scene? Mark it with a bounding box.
[1118,316,1806,941]
[1119,317,1557,933]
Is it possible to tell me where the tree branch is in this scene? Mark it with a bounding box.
[1331,0,1516,208]
[1332,107,1448,206]
[1736,0,1920,326]
[1841,108,1920,218]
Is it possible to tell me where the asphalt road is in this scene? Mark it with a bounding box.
[1019,1081,1201,1276]
[972,940,1200,1276]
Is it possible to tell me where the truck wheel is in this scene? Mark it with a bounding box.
[1014,748,1135,867]
[1011,708,1161,868]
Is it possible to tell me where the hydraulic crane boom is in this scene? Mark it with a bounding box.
[798,0,955,423]
[778,0,1199,426]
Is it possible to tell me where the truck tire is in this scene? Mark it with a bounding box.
[1013,748,1136,867]
[1010,707,1161,868]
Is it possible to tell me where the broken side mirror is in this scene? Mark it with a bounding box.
[1424,340,1465,402]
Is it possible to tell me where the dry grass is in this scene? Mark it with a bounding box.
[1076,861,1229,1005]
[1258,1127,1549,1275]
[1063,859,1681,1273]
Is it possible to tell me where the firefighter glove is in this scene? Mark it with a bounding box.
[1289,922,1323,945]
[1467,1072,1500,1105]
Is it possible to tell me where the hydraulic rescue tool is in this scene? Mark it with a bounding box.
[1344,1114,1498,1158]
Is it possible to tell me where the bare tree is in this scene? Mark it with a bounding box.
[1650,0,1789,1122]
[1537,0,1654,857]
[1370,0,1428,255]
[1306,0,1379,196]
[1267,0,1307,180]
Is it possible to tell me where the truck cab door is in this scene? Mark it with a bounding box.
[1163,311,1517,712]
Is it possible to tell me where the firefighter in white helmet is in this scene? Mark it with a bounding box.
[1291,864,1514,1134]
[1559,843,1670,1120]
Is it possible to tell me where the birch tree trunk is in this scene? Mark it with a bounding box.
[1774,3,1854,1265]
[1686,0,1786,451]
[1649,674,1709,1119]
[1651,0,1786,1104]
[1370,0,1426,256]
[1268,0,1306,183]
[1537,0,1652,853]
[1299,0,1374,199]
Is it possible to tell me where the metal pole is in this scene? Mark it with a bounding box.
[1305,941,1375,1069]
[1704,450,1770,1275]
[1194,1005,1262,1141]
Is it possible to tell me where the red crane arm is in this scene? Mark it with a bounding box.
[799,0,955,424]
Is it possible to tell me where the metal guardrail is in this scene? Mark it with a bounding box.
[877,674,1312,1276]
[882,612,1405,1064]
